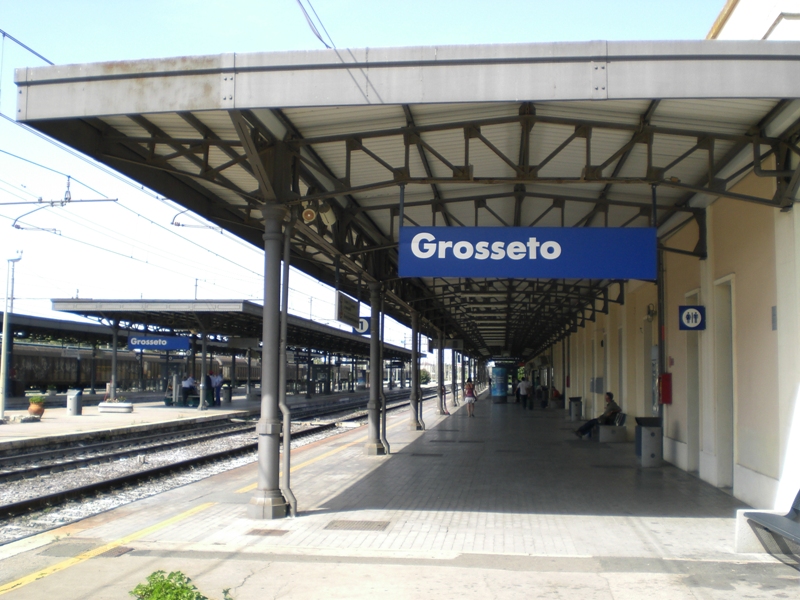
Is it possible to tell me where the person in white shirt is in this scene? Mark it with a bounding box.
[181,374,195,406]
[517,377,531,408]
[210,372,223,406]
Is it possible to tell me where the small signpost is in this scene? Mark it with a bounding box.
[354,317,371,336]
[336,292,360,328]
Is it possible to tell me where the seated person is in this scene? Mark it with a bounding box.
[575,392,621,438]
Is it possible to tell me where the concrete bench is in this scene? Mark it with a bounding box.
[592,412,627,443]
[737,489,800,553]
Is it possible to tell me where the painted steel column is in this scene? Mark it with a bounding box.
[246,349,252,394]
[110,320,118,401]
[0,256,21,418]
[198,332,207,411]
[90,344,96,395]
[365,282,386,455]
[437,330,446,414]
[248,203,288,519]
[409,310,422,429]
[460,352,466,393]
[451,347,458,407]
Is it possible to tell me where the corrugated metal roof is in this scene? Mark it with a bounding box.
[15,43,799,360]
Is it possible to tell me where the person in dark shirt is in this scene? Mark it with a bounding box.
[575,392,621,438]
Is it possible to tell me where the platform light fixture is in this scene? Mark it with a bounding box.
[646,303,657,322]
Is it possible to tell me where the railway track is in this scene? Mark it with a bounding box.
[0,389,441,524]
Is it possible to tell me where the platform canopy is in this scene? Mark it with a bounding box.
[17,41,800,360]
[50,299,410,360]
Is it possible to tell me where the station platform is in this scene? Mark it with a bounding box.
[0,394,794,599]
[0,394,262,450]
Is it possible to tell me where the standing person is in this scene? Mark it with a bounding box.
[517,376,531,408]
[203,372,213,408]
[210,371,223,406]
[575,392,621,439]
[463,377,476,417]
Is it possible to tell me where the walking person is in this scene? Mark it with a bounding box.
[517,376,531,408]
[464,377,477,417]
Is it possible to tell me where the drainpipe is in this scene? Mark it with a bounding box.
[379,290,390,454]
[279,211,298,517]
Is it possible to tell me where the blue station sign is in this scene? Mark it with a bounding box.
[398,227,657,280]
[128,335,191,351]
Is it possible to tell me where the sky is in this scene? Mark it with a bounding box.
[0,0,727,348]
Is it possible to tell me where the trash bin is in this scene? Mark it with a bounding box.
[67,389,83,416]
[635,417,662,467]
[569,397,582,422]
[222,385,232,404]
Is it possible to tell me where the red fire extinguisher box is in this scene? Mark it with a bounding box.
[659,373,672,404]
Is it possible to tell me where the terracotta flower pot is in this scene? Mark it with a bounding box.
[28,404,45,417]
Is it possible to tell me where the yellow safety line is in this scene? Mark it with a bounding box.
[0,502,217,596]
[235,410,434,494]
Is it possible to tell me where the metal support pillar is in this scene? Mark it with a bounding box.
[110,320,118,401]
[437,330,446,415]
[90,344,96,395]
[278,212,298,517]
[409,310,422,429]
[231,353,237,389]
[0,255,21,419]
[365,282,386,455]
[248,203,288,519]
[460,352,466,395]
[246,349,252,394]
[653,184,667,419]
[451,347,458,408]
[198,332,208,411]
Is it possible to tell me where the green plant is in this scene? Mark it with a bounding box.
[29,396,46,405]
[420,369,431,385]
[129,570,232,600]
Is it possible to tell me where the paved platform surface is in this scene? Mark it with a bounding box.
[0,393,795,599]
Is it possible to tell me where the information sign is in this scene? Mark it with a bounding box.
[336,292,360,328]
[679,306,706,330]
[353,317,371,336]
[399,226,656,280]
[128,335,190,351]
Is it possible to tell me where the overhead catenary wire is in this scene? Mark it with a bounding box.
[0,27,408,338]
[0,145,264,277]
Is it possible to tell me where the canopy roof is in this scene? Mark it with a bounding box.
[50,299,410,359]
[17,41,800,360]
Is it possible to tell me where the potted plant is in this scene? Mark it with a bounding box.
[28,395,46,417]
